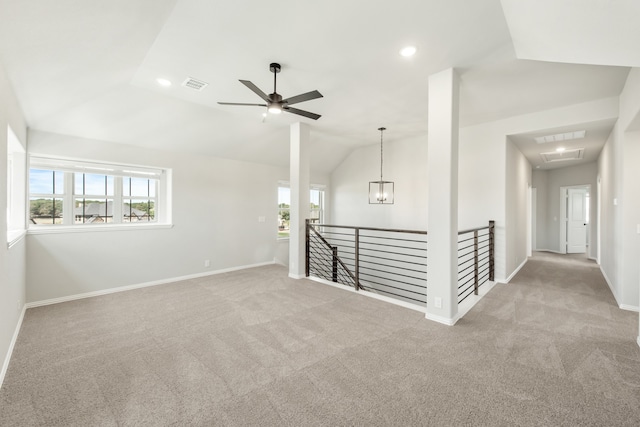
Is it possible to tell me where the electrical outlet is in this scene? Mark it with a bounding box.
[258,216,265,223]
[434,297,442,309]
[204,259,210,268]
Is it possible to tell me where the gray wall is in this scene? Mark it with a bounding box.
[0,63,28,383]
[533,162,598,259]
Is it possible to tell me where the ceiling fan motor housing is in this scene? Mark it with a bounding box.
[269,63,281,73]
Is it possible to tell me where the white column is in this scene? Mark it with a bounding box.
[426,68,460,325]
[289,122,311,279]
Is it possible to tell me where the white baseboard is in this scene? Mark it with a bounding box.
[1,304,26,389]
[504,258,528,283]
[457,280,498,319]
[598,267,639,312]
[600,266,621,307]
[534,249,565,255]
[425,311,460,326]
[637,336,640,349]
[306,276,426,314]
[26,261,275,309]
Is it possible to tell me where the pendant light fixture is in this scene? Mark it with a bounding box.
[369,127,394,204]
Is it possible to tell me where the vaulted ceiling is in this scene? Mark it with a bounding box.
[0,0,637,173]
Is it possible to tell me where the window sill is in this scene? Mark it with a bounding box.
[27,223,173,235]
[7,229,27,248]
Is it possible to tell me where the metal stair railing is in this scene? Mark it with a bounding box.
[306,220,428,306]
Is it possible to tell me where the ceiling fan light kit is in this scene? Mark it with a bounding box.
[369,127,394,204]
[218,63,323,120]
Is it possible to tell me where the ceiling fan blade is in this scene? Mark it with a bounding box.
[239,80,270,102]
[218,102,267,107]
[283,106,321,120]
[282,90,323,106]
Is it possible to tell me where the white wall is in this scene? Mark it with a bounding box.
[505,139,532,276]
[598,68,640,311]
[598,124,623,303]
[0,63,28,384]
[331,134,428,230]
[330,97,617,283]
[533,162,598,258]
[532,170,548,250]
[26,130,297,302]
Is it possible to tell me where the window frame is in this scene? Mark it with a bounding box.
[28,155,172,233]
[277,182,326,240]
[6,126,27,246]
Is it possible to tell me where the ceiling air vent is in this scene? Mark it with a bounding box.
[534,130,586,144]
[182,77,208,91]
[540,148,585,163]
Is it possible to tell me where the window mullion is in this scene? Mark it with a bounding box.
[63,172,74,225]
[113,176,123,224]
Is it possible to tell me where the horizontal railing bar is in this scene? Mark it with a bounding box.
[360,282,428,301]
[357,265,426,282]
[359,234,428,244]
[359,253,428,267]
[312,223,428,235]
[323,238,355,245]
[457,275,474,289]
[359,247,428,259]
[359,286,427,304]
[457,262,475,275]
[359,241,428,252]
[359,272,427,290]
[457,243,475,253]
[458,284,475,298]
[458,289,474,303]
[321,231,356,237]
[457,225,490,235]
[360,279,427,296]
[359,261,427,275]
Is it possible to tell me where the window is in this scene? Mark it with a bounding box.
[310,186,325,224]
[6,126,26,243]
[278,186,290,238]
[29,156,170,229]
[277,183,325,238]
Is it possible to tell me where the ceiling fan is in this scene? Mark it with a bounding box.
[218,63,323,120]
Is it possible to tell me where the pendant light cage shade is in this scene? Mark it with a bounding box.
[368,180,394,204]
[368,126,394,204]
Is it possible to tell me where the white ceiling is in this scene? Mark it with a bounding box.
[0,0,636,173]
[508,119,617,170]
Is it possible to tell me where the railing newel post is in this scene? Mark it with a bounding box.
[332,246,338,283]
[354,228,360,291]
[473,230,479,295]
[489,220,495,282]
[305,219,310,277]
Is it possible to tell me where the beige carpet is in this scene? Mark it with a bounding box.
[1,252,639,426]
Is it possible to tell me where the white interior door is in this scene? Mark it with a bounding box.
[567,188,587,254]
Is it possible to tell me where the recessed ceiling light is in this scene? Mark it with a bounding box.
[556,147,566,152]
[400,46,417,57]
[156,78,172,87]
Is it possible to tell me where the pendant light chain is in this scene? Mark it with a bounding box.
[379,127,386,181]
